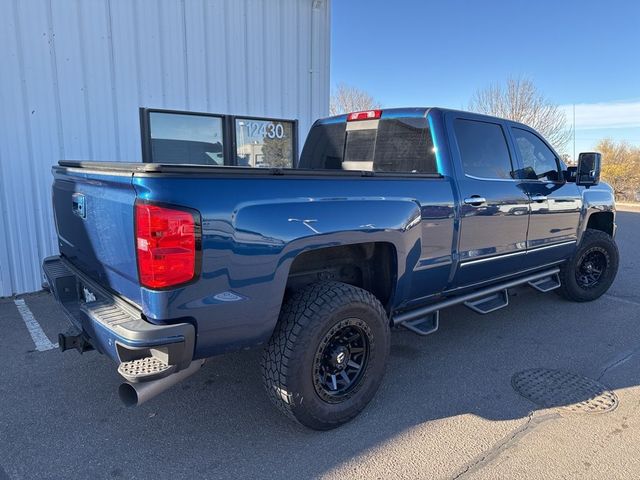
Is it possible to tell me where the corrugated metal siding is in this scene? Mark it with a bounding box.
[0,0,330,296]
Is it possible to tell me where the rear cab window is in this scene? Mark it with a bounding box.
[343,122,377,171]
[299,114,439,174]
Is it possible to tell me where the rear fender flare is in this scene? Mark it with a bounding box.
[233,197,423,331]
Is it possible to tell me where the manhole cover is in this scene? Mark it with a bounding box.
[512,368,618,414]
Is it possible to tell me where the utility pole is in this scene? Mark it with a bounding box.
[573,104,576,162]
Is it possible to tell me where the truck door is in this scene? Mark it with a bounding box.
[447,115,530,286]
[508,126,581,265]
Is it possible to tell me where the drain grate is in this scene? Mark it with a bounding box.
[512,368,618,414]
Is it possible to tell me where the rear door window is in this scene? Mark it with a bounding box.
[454,119,514,180]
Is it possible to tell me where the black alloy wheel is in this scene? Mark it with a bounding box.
[558,228,619,302]
[313,319,371,403]
[262,281,390,430]
[575,247,608,289]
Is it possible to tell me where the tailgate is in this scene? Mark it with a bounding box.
[52,166,141,305]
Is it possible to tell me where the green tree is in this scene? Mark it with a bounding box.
[596,139,640,200]
[263,131,293,168]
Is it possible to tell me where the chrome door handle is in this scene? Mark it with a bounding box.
[463,196,486,206]
[531,195,547,202]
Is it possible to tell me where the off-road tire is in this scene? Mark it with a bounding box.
[261,281,390,430]
[558,228,619,302]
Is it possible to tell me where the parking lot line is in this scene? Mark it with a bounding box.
[13,298,58,352]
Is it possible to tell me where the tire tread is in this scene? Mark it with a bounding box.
[261,281,388,428]
[558,229,619,302]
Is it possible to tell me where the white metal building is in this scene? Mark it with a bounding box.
[0,0,331,296]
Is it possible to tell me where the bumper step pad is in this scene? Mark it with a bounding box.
[118,357,177,383]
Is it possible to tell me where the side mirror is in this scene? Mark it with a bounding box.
[576,152,601,187]
[564,166,577,182]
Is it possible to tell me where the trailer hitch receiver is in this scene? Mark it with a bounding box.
[58,328,94,354]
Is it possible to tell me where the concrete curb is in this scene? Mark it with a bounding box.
[617,203,640,212]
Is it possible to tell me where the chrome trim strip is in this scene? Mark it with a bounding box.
[460,250,525,267]
[527,240,576,252]
[464,173,518,182]
[460,240,576,267]
[414,257,453,272]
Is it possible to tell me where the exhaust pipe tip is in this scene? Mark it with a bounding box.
[118,382,139,407]
[117,359,205,407]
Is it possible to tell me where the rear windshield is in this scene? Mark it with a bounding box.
[299,116,438,174]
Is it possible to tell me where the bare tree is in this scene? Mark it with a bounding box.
[469,77,572,153]
[330,83,381,116]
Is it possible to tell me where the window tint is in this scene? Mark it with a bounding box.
[511,128,561,182]
[298,122,346,169]
[149,112,224,165]
[235,118,295,168]
[298,117,438,174]
[454,119,514,180]
[374,118,437,173]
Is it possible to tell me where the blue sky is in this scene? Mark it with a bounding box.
[331,0,640,155]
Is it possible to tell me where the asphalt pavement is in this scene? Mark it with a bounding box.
[0,209,638,479]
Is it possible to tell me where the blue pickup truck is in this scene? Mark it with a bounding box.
[44,108,618,429]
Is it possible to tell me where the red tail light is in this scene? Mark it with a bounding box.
[135,202,200,289]
[347,109,382,121]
